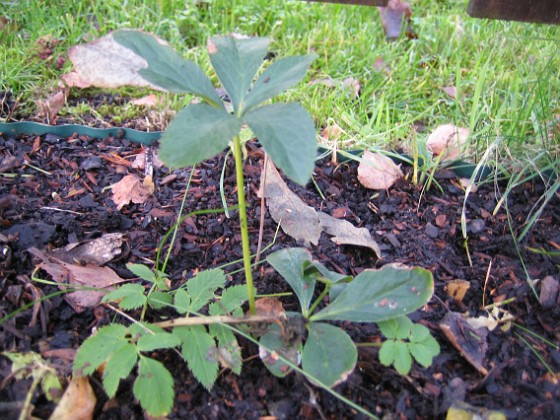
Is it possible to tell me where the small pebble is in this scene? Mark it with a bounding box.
[425,223,439,238]
[467,219,485,234]
[80,156,103,170]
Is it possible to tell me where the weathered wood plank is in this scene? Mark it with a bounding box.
[468,0,560,24]
[299,0,388,6]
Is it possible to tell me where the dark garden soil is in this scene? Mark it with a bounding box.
[1,108,559,419]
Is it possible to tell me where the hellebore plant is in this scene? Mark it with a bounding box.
[113,30,317,314]
[69,31,438,417]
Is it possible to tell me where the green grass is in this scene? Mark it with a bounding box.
[1,0,559,162]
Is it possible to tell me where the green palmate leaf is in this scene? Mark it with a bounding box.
[243,54,318,113]
[379,340,414,375]
[245,103,317,186]
[102,343,138,398]
[159,104,242,169]
[113,30,222,107]
[378,316,414,340]
[174,288,191,314]
[147,291,173,310]
[302,322,357,388]
[102,284,147,310]
[133,356,174,417]
[393,341,413,375]
[207,35,270,111]
[209,323,242,374]
[73,324,128,376]
[174,325,219,390]
[212,284,248,315]
[137,331,181,352]
[408,324,440,367]
[185,268,227,313]
[267,248,316,315]
[126,263,156,283]
[310,266,434,323]
[409,322,431,343]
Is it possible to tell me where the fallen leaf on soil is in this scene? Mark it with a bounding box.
[130,94,158,107]
[260,161,322,247]
[131,148,164,170]
[261,161,381,256]
[357,150,403,190]
[539,275,559,309]
[426,124,469,161]
[444,279,470,303]
[377,0,414,40]
[29,247,128,313]
[317,211,381,257]
[49,376,96,420]
[110,173,153,210]
[63,31,166,90]
[36,91,66,122]
[466,307,514,332]
[439,311,488,375]
[49,233,124,265]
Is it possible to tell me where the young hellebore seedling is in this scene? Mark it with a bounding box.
[71,31,439,417]
[113,30,318,315]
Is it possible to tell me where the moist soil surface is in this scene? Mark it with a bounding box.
[1,116,559,419]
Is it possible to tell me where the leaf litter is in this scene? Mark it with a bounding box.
[261,160,381,256]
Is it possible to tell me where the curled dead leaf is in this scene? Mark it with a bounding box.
[49,376,96,420]
[36,91,66,122]
[426,124,469,161]
[110,174,153,210]
[439,312,488,375]
[357,150,403,190]
[63,31,167,91]
[29,247,128,313]
[261,161,381,256]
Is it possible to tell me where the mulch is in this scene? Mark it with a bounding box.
[1,109,559,419]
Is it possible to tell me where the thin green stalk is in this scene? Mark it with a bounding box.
[232,134,256,315]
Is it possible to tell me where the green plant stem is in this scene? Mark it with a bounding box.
[232,134,256,315]
[307,284,330,317]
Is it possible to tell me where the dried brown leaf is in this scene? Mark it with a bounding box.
[377,0,414,40]
[49,376,96,420]
[444,279,470,303]
[260,161,322,247]
[439,312,488,375]
[442,86,457,99]
[318,211,381,257]
[110,174,152,210]
[426,124,469,161]
[29,247,127,313]
[357,150,403,190]
[130,94,159,107]
[64,31,166,91]
[261,161,381,256]
[50,233,124,265]
[36,91,66,122]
